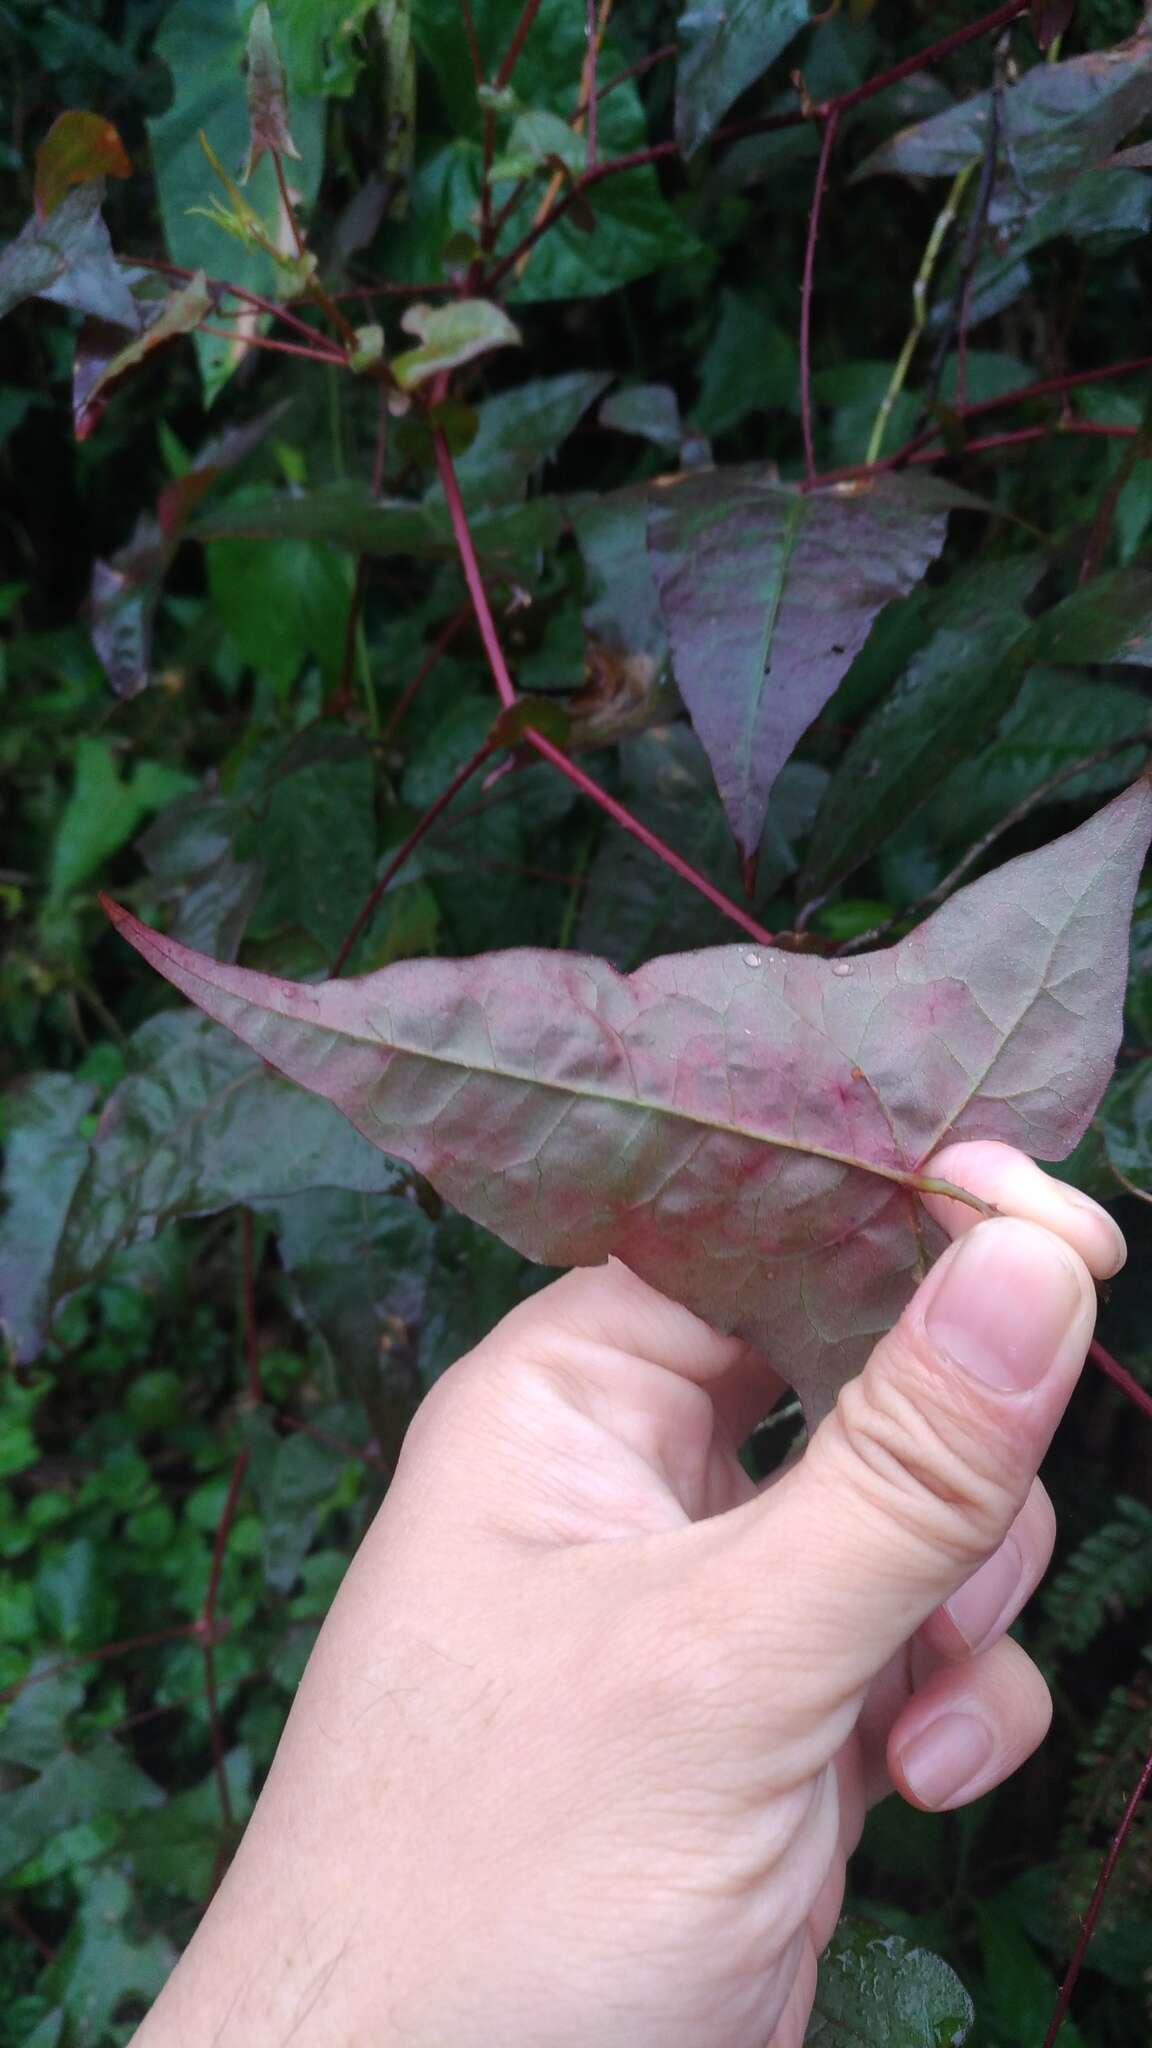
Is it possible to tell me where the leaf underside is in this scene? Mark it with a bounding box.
[104,783,1152,1422]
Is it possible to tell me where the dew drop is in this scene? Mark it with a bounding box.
[743,952,762,968]
[831,961,852,977]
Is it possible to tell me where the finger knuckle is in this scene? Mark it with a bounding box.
[825,1326,1026,1568]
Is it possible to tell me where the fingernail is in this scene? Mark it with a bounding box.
[899,1712,994,1809]
[1062,1186,1127,1277]
[923,1219,1086,1393]
[944,1536,1024,1652]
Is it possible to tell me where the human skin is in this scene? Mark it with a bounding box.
[133,1140,1125,2048]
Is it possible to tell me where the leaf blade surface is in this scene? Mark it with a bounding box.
[103,785,1152,1418]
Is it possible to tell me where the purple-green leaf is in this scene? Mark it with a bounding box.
[854,27,1152,200]
[103,784,1152,1422]
[242,2,301,182]
[647,472,951,881]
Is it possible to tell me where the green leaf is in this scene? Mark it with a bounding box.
[931,669,1151,849]
[0,182,138,326]
[392,296,522,389]
[799,559,1043,902]
[974,1905,1085,2048]
[194,482,563,577]
[0,1745,163,1885]
[452,370,611,504]
[138,791,263,961]
[0,1075,94,1364]
[491,107,584,181]
[232,731,377,955]
[52,1011,400,1303]
[392,3,698,299]
[599,383,681,451]
[955,169,1152,334]
[569,485,668,665]
[268,1188,435,1404]
[675,0,811,159]
[647,471,952,876]
[692,288,798,438]
[206,535,354,691]
[38,1868,173,2039]
[242,1410,352,1592]
[1004,568,1152,669]
[47,737,195,906]
[805,1916,974,2044]
[1099,1062,1152,1199]
[34,110,132,219]
[147,0,326,399]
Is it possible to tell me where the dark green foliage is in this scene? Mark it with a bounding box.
[3,0,1152,2040]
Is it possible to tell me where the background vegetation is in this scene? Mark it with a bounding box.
[2,1,1152,2041]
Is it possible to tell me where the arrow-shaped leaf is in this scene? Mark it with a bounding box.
[104,784,1151,1422]
[647,471,952,882]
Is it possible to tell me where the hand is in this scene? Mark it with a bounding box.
[134,1141,1123,2048]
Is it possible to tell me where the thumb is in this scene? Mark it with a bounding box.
[713,1217,1096,1748]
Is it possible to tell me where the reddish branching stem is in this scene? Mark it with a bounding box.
[482,2,1028,291]
[800,108,839,482]
[495,0,545,88]
[194,322,345,367]
[1042,1740,1152,2047]
[380,605,471,748]
[200,1445,251,1841]
[0,1625,209,1705]
[433,424,776,947]
[330,733,499,974]
[240,1211,261,1404]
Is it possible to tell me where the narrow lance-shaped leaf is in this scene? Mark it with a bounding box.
[242,2,301,181]
[647,472,951,883]
[75,272,212,439]
[854,26,1152,200]
[104,783,1152,1423]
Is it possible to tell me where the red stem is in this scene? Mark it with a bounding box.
[1042,1740,1152,2047]
[330,733,498,974]
[585,0,600,169]
[240,1211,261,1404]
[380,604,471,746]
[199,1445,251,1840]
[0,1624,204,1705]
[120,255,331,348]
[459,0,483,85]
[1090,1338,1152,1425]
[800,108,839,482]
[195,322,345,367]
[433,425,776,947]
[818,1,1028,125]
[596,42,677,106]
[495,0,545,88]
